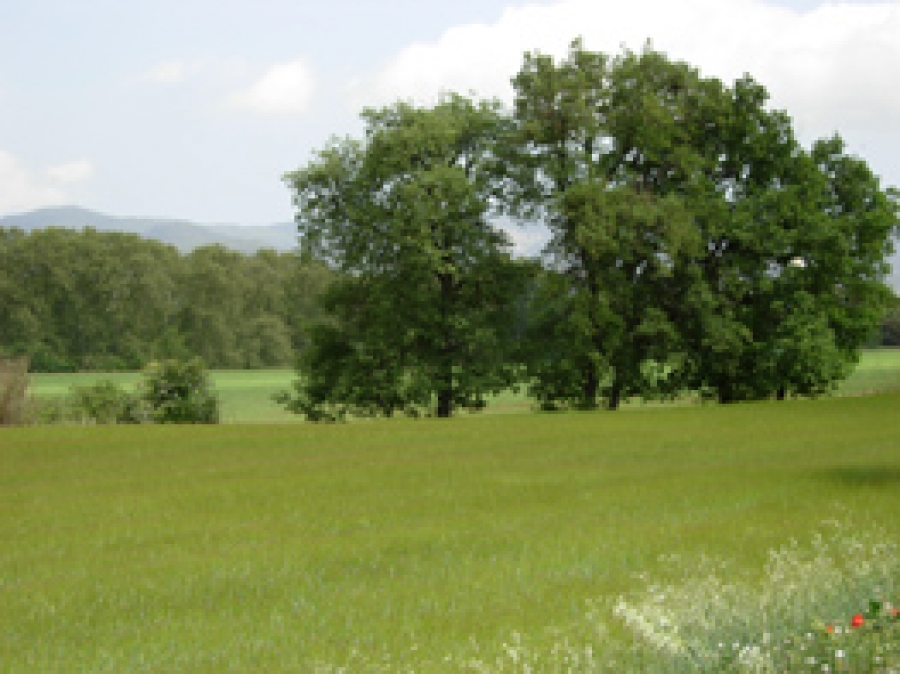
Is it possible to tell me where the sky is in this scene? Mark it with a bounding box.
[1,0,899,253]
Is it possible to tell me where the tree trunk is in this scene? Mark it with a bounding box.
[607,377,622,410]
[580,365,600,409]
[437,387,453,418]
[578,257,602,411]
[776,386,786,401]
[437,269,454,418]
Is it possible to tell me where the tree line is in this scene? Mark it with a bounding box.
[0,226,334,372]
[278,40,899,419]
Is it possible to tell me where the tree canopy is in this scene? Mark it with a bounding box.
[0,227,334,372]
[507,40,898,407]
[280,95,529,419]
[279,41,898,418]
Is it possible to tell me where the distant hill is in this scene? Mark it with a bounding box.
[0,206,298,254]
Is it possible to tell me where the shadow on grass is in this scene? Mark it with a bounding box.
[818,466,900,487]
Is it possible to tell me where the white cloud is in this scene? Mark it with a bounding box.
[46,159,93,185]
[132,56,249,88]
[0,151,93,214]
[357,3,572,109]
[143,59,188,84]
[228,59,316,115]
[760,3,900,136]
[358,0,900,142]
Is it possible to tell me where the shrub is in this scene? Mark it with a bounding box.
[68,380,135,424]
[24,395,76,425]
[23,381,146,426]
[24,359,219,426]
[136,358,219,424]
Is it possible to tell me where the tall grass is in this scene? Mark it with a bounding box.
[444,520,900,671]
[609,520,899,671]
[2,394,899,670]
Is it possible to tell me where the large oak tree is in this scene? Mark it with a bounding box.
[510,40,898,407]
[281,95,527,419]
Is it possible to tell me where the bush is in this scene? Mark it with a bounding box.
[136,358,219,424]
[23,380,145,426]
[24,395,76,425]
[25,359,219,426]
[68,380,135,424]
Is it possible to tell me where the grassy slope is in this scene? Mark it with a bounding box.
[2,394,899,669]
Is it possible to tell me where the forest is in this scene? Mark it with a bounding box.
[0,226,334,372]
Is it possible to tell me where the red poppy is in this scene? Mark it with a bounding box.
[826,625,834,633]
[851,614,864,628]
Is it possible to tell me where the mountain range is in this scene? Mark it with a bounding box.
[0,206,298,254]
[1,205,898,292]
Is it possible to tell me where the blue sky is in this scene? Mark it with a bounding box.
[2,0,898,250]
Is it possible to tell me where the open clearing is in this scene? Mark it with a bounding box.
[2,393,899,670]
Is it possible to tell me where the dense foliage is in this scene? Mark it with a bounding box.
[135,358,219,424]
[65,379,136,424]
[281,41,897,418]
[508,40,899,408]
[0,227,334,372]
[282,95,532,418]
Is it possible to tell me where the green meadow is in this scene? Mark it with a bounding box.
[24,348,900,423]
[2,389,900,670]
[26,368,302,424]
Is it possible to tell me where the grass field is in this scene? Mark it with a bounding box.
[25,348,900,423]
[2,394,900,670]
[832,347,900,396]
[27,368,302,424]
